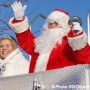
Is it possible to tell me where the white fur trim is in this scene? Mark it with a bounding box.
[46,11,69,23]
[9,17,29,33]
[68,32,88,51]
[43,11,70,31]
[34,51,51,72]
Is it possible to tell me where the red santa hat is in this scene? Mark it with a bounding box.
[43,9,70,31]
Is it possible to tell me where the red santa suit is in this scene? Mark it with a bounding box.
[9,10,90,73]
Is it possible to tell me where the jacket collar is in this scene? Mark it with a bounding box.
[3,48,20,64]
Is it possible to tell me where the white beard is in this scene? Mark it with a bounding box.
[35,27,67,54]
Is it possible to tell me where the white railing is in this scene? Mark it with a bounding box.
[0,64,90,90]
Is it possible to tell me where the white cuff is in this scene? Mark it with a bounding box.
[68,32,88,51]
[9,17,29,33]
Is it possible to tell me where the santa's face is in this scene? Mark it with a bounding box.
[48,21,59,29]
[47,21,62,29]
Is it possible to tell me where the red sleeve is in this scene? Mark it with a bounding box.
[68,30,83,37]
[11,17,25,23]
[16,29,36,55]
[73,44,90,64]
[11,17,36,55]
[68,30,90,64]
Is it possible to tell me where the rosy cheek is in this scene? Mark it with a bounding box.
[0,49,2,53]
[48,25,51,29]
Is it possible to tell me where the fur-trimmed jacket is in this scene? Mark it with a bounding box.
[9,17,90,73]
[0,48,29,77]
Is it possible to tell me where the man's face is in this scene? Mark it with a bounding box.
[48,21,62,29]
[48,21,58,29]
[0,39,13,59]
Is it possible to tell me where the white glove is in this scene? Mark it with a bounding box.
[72,22,83,34]
[11,1,27,20]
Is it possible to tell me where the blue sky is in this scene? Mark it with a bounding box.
[0,0,90,59]
[24,0,90,36]
[0,0,90,37]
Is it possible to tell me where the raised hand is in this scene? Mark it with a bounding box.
[72,22,83,34]
[11,1,27,20]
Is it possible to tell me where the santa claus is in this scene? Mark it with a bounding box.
[9,1,90,73]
